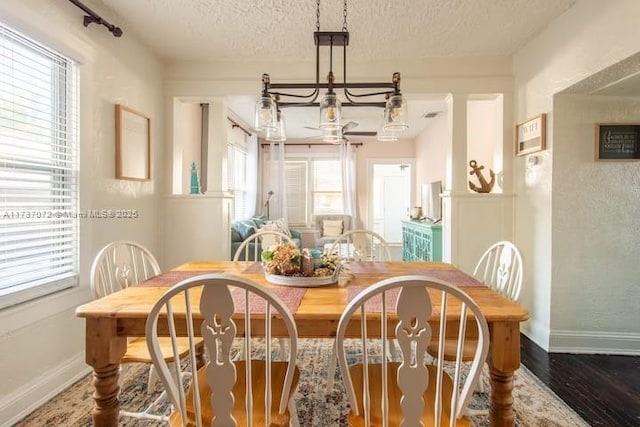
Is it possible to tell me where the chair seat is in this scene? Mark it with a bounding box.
[170,359,300,427]
[122,337,202,364]
[347,363,471,427]
[427,338,478,362]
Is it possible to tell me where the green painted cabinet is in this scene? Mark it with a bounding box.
[401,220,442,261]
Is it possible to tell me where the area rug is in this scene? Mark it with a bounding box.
[13,339,588,427]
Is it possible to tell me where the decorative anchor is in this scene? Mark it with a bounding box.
[468,160,495,193]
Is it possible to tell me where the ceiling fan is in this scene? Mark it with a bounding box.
[303,121,377,139]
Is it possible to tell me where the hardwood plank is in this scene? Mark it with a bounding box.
[520,334,640,427]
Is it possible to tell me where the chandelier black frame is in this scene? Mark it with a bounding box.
[255,0,408,142]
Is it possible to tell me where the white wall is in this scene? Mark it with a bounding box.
[173,101,202,195]
[552,94,640,352]
[415,111,448,193]
[0,0,165,423]
[513,0,640,352]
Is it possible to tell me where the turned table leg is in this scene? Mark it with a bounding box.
[488,321,521,427]
[85,318,127,427]
[91,363,121,426]
[489,367,515,426]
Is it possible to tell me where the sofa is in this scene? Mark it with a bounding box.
[313,214,352,250]
[230,216,301,260]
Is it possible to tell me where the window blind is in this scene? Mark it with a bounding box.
[229,144,249,221]
[284,161,307,224]
[0,24,79,307]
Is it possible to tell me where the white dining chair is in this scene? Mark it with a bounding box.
[427,240,523,412]
[145,273,300,426]
[233,230,296,263]
[328,229,391,262]
[90,240,198,422]
[473,240,523,301]
[335,275,490,426]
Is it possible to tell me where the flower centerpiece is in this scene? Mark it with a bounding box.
[261,243,341,285]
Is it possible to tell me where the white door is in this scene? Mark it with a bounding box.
[383,176,409,242]
[370,162,412,245]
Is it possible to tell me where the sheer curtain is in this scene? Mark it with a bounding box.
[340,141,357,229]
[268,142,288,221]
[245,133,258,216]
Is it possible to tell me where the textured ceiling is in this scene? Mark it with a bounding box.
[93,0,579,138]
[96,0,578,63]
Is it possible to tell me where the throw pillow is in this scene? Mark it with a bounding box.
[267,217,291,237]
[235,220,257,241]
[322,219,343,237]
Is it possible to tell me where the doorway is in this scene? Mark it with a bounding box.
[368,160,413,260]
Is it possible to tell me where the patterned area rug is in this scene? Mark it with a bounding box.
[14,339,588,427]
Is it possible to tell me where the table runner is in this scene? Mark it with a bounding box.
[138,270,221,287]
[231,287,305,314]
[347,262,388,274]
[406,268,484,287]
[242,262,263,273]
[138,269,304,314]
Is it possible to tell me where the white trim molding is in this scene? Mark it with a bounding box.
[549,329,640,355]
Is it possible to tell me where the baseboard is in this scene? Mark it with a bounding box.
[0,352,90,427]
[549,329,640,355]
[521,318,551,351]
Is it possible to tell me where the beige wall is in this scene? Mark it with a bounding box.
[415,111,448,196]
[0,0,165,422]
[514,0,640,352]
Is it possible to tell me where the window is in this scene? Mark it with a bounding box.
[0,24,79,307]
[228,143,248,221]
[281,157,343,225]
[312,159,343,215]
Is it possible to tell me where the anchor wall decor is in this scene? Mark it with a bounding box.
[468,160,495,193]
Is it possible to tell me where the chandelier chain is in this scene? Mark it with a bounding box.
[316,0,321,32]
[342,0,348,32]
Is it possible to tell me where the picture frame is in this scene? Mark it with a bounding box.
[115,104,151,181]
[594,123,640,161]
[516,113,546,156]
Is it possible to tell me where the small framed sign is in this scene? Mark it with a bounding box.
[595,123,640,160]
[516,114,546,156]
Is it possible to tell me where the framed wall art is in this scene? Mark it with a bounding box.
[115,104,151,181]
[595,123,640,160]
[516,113,546,156]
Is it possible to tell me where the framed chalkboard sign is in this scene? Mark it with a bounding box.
[595,124,640,160]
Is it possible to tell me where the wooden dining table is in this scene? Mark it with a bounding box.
[76,260,528,427]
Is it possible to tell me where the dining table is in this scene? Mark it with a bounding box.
[75,260,528,427]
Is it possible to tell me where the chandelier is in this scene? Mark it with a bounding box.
[255,0,409,143]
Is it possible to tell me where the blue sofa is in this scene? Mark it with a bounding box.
[230,216,301,260]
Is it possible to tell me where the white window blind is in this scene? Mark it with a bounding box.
[284,161,307,225]
[228,144,248,221]
[0,24,79,307]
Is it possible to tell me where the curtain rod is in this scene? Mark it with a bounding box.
[228,117,252,137]
[260,142,362,148]
[67,0,123,37]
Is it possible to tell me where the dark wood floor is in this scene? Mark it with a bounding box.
[520,334,640,426]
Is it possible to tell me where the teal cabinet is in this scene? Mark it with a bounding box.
[401,220,442,261]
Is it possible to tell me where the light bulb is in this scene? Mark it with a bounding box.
[319,93,341,130]
[384,94,409,131]
[255,95,277,131]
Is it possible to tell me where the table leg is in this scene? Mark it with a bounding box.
[91,363,121,425]
[85,318,127,427]
[488,321,521,427]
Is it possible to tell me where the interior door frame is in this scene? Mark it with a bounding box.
[366,158,416,241]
